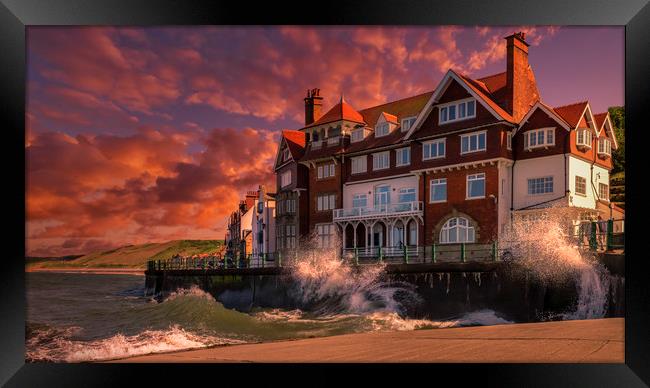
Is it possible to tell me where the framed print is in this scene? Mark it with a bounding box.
[2,0,649,386]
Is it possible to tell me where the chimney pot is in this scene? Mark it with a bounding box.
[304,88,324,126]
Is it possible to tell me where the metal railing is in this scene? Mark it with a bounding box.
[333,201,423,220]
[572,218,624,251]
[146,242,505,272]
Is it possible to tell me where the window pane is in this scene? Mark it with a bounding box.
[438,141,445,156]
[547,129,554,144]
[441,107,447,122]
[478,133,486,149]
[459,103,466,118]
[462,137,469,153]
[449,105,456,120]
[467,100,475,116]
[470,135,477,150]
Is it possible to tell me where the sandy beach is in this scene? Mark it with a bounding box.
[27,267,144,276]
[112,318,624,363]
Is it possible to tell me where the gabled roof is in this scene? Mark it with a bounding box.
[274,130,306,170]
[282,130,306,158]
[404,69,516,140]
[379,112,398,124]
[515,101,572,135]
[358,90,433,129]
[553,101,588,128]
[305,96,366,128]
[593,112,619,149]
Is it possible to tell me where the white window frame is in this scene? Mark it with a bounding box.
[523,127,555,150]
[460,130,487,155]
[438,98,476,125]
[351,128,365,143]
[401,116,417,132]
[317,194,336,211]
[372,151,390,171]
[317,163,335,179]
[282,147,290,162]
[527,176,554,195]
[351,156,367,174]
[422,138,446,160]
[576,129,593,149]
[598,183,609,201]
[440,217,475,244]
[598,138,612,156]
[281,171,291,188]
[575,176,587,196]
[395,147,411,167]
[398,187,416,203]
[352,193,367,208]
[506,131,512,150]
[375,122,390,137]
[316,223,334,249]
[466,173,486,199]
[429,178,447,203]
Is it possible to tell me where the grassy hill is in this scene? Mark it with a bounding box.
[27,240,224,270]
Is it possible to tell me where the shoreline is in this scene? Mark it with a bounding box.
[110,318,624,363]
[27,267,145,276]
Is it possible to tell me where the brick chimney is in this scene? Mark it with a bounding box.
[244,191,257,211]
[505,32,540,122]
[304,88,323,126]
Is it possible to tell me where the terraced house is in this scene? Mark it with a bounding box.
[272,32,622,259]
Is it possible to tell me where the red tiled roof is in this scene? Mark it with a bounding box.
[594,112,608,130]
[380,112,398,124]
[454,70,515,123]
[553,101,588,128]
[477,71,507,94]
[281,130,306,159]
[299,91,433,161]
[305,97,366,128]
[358,90,433,129]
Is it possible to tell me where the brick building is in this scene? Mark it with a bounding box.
[270,31,621,257]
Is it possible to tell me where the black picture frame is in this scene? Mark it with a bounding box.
[2,0,648,386]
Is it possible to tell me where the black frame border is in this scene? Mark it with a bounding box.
[2,0,649,386]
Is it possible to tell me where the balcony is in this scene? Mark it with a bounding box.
[333,201,423,221]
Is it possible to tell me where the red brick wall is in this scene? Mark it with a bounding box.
[308,160,342,231]
[423,165,499,245]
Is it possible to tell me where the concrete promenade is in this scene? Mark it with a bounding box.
[114,318,624,363]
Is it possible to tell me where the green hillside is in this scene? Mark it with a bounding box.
[27,240,224,270]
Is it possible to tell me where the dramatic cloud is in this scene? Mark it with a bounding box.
[26,127,277,256]
[26,26,623,255]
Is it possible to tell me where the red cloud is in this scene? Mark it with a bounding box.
[26,126,277,256]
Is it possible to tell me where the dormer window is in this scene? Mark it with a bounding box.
[598,138,612,157]
[576,129,592,149]
[524,128,555,150]
[351,128,365,143]
[375,122,390,137]
[401,116,417,132]
[282,147,290,162]
[439,98,476,125]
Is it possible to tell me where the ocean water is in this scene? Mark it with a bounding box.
[26,272,512,362]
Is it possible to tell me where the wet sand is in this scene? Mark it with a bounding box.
[113,318,624,363]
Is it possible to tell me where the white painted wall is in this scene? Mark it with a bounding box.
[343,175,419,209]
[567,155,609,210]
[512,154,566,210]
[251,199,276,255]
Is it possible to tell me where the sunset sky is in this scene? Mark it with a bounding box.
[26,26,624,256]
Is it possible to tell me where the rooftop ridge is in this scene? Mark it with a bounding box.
[358,90,434,113]
[552,100,589,110]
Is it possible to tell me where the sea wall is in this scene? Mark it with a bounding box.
[144,258,624,322]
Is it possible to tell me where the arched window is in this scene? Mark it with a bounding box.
[440,217,475,244]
